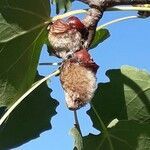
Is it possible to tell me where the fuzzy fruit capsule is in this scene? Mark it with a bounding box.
[60,49,99,110]
[47,17,83,59]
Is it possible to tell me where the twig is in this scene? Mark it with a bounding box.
[76,0,150,6]
[0,70,60,126]
[76,0,150,48]
[48,6,150,25]
[97,15,139,29]
[73,110,82,135]
[39,62,62,66]
[52,9,88,21]
[108,6,150,12]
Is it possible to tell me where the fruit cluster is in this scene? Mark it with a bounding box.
[47,17,99,110]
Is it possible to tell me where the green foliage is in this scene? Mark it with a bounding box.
[83,121,150,150]
[70,127,83,150]
[0,0,50,108]
[82,66,150,150]
[0,1,59,148]
[51,0,73,14]
[90,29,110,49]
[0,0,50,43]
[0,0,149,149]
[47,28,110,56]
[0,73,58,149]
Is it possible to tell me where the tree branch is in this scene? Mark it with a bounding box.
[82,7,103,48]
[76,0,150,49]
[77,0,150,7]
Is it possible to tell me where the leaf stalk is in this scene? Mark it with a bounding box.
[52,6,150,21]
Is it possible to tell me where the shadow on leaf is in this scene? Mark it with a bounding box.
[84,66,150,150]
[88,66,150,130]
[83,120,150,150]
[0,72,59,149]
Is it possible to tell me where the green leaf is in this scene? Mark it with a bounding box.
[0,0,50,109]
[0,72,59,149]
[51,0,73,14]
[70,127,83,150]
[83,66,150,149]
[90,28,110,49]
[0,70,60,126]
[0,2,55,147]
[89,66,150,130]
[0,0,50,43]
[83,121,150,150]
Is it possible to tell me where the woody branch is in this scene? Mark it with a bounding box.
[76,0,150,48]
[77,0,150,7]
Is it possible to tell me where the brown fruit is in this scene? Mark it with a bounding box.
[74,48,91,63]
[47,18,83,59]
[49,19,71,34]
[67,16,89,40]
[60,50,99,110]
[66,16,86,32]
[74,49,99,73]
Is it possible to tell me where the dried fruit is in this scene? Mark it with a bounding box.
[47,17,88,59]
[66,16,86,32]
[60,49,99,110]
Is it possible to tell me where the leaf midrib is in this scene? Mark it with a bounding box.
[91,104,115,150]
[0,26,46,78]
[0,22,48,43]
[126,87,150,106]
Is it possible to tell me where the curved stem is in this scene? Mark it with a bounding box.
[97,15,139,30]
[0,69,60,126]
[39,62,62,66]
[52,9,88,21]
[51,6,150,22]
[74,110,82,135]
[108,6,150,12]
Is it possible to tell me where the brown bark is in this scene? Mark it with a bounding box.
[77,0,150,49]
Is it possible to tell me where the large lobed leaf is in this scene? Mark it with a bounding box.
[0,0,50,108]
[84,121,150,150]
[70,127,83,150]
[0,0,59,149]
[0,73,59,149]
[0,0,50,42]
[83,66,150,150]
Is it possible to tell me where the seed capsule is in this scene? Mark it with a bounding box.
[60,49,99,110]
[47,17,88,59]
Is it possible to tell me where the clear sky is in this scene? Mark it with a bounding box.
[14,1,150,150]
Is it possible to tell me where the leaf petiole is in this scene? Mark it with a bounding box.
[51,6,150,21]
[97,15,139,30]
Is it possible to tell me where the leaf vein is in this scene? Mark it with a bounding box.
[126,87,150,106]
[0,27,45,77]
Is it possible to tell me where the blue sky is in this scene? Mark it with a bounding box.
[14,1,150,150]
